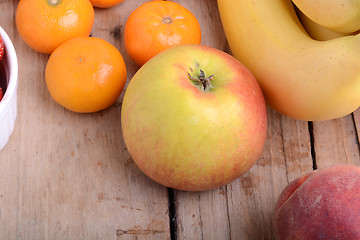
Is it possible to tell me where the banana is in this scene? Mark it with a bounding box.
[296,7,351,41]
[292,0,360,34]
[217,0,360,121]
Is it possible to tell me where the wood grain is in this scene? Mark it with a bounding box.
[0,0,359,239]
[1,1,170,239]
[313,113,360,168]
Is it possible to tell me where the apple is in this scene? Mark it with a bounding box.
[121,44,267,191]
[273,165,360,240]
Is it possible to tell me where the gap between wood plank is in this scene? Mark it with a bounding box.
[308,121,317,170]
[351,113,360,157]
[168,188,177,240]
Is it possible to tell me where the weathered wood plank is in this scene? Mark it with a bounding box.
[0,1,170,239]
[176,187,230,239]
[352,109,360,156]
[312,113,360,168]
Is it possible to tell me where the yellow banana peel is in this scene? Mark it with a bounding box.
[296,7,352,41]
[218,0,360,121]
[292,0,360,34]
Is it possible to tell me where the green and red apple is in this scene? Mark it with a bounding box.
[121,44,267,191]
[273,164,360,240]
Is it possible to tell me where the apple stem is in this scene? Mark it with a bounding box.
[188,69,214,92]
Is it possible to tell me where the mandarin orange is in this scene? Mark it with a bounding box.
[90,0,125,8]
[16,0,94,54]
[45,37,127,113]
[124,0,202,66]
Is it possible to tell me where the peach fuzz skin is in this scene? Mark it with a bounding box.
[273,165,360,240]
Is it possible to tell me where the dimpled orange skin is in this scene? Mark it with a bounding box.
[124,0,202,66]
[90,0,125,8]
[16,0,94,54]
[45,37,127,113]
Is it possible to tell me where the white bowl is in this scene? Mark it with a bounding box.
[0,26,18,152]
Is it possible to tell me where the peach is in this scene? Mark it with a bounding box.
[273,165,360,240]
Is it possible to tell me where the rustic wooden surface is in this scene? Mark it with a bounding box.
[0,0,359,239]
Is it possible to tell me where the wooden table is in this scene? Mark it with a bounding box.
[1,0,359,239]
